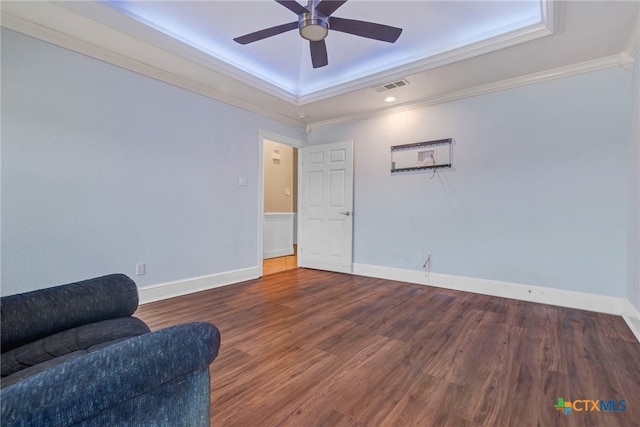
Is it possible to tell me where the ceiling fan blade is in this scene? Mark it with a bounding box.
[315,0,348,16]
[310,40,328,68]
[329,17,402,43]
[234,21,298,44]
[275,0,309,15]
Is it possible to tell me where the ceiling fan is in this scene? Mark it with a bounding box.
[233,0,403,68]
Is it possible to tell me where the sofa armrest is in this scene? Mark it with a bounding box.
[1,322,221,427]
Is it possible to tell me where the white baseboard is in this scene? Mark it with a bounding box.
[136,262,640,343]
[138,266,260,304]
[623,299,640,342]
[264,248,295,259]
[353,263,625,316]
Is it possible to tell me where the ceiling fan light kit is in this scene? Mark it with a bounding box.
[234,0,402,68]
[299,12,329,42]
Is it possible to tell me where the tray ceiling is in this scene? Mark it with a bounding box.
[97,0,544,99]
[2,1,638,129]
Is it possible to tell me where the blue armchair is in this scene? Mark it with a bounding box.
[1,274,220,426]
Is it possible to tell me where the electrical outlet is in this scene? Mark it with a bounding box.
[394,250,399,257]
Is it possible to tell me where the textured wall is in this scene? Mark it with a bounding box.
[310,68,632,297]
[1,29,306,295]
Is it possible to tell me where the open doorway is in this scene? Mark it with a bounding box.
[263,139,298,275]
[258,131,304,276]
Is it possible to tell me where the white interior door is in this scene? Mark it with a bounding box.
[299,141,353,273]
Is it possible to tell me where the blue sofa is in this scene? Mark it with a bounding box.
[1,274,220,426]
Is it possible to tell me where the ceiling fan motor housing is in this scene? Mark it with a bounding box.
[299,11,329,41]
[234,0,402,68]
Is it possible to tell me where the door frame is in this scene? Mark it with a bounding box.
[258,130,305,277]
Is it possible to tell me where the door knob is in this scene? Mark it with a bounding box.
[339,212,351,216]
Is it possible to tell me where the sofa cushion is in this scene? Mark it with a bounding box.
[1,274,139,353]
[1,350,87,389]
[1,317,150,377]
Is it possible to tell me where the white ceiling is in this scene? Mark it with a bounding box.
[2,1,639,131]
[98,0,543,97]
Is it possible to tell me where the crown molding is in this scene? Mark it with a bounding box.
[52,0,301,104]
[3,0,632,133]
[620,52,635,73]
[0,4,307,130]
[624,13,640,60]
[308,54,627,131]
[297,19,553,105]
[297,0,555,104]
[10,0,554,107]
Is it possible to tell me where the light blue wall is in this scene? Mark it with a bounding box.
[629,48,640,311]
[310,68,631,298]
[1,29,307,295]
[2,27,635,301]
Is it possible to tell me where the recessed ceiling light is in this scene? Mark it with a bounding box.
[384,96,397,103]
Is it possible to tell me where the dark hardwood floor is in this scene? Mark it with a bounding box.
[135,268,640,427]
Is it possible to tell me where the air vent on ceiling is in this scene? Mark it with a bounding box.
[374,79,410,92]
